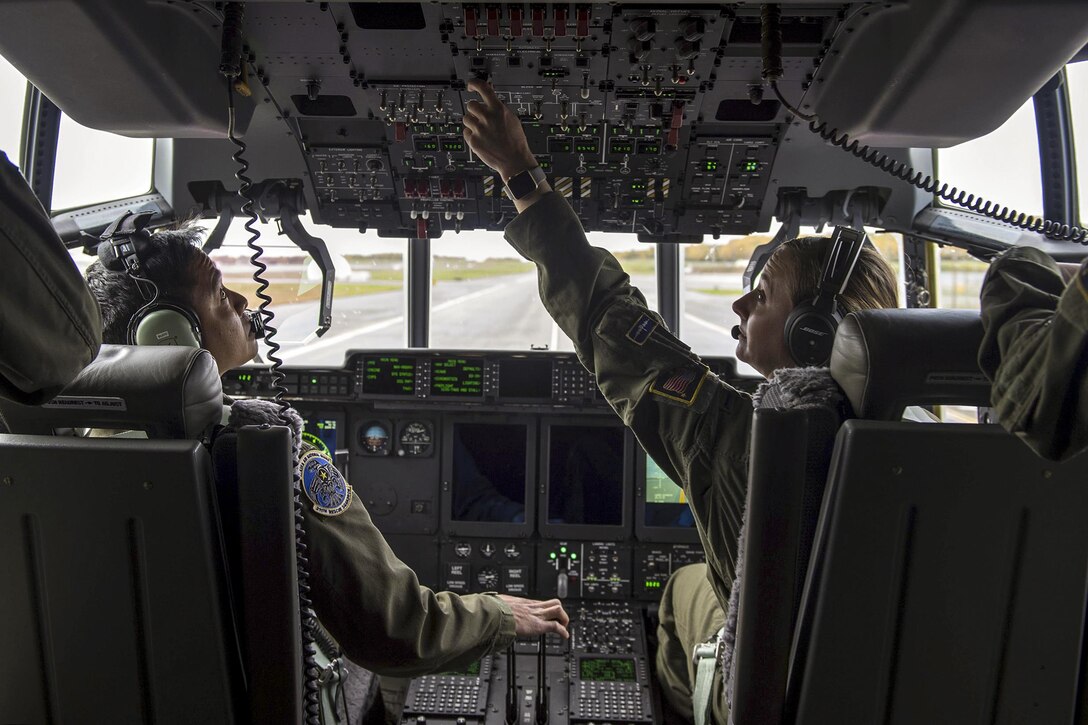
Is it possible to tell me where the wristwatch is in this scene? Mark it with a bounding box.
[504,165,547,200]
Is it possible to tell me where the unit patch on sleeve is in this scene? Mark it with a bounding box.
[625,313,658,345]
[299,449,353,516]
[649,363,710,407]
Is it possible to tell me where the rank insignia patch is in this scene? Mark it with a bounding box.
[300,450,353,516]
[650,364,709,406]
[626,313,658,345]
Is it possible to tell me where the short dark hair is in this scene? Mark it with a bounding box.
[85,225,207,344]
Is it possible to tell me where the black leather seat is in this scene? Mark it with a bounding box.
[0,345,301,724]
[784,309,1088,724]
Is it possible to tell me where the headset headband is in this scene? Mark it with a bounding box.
[811,226,867,314]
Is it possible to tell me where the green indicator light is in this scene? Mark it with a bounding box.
[704,160,718,171]
[311,377,318,384]
[744,160,759,172]
[560,546,567,554]
[571,553,578,560]
[550,552,557,560]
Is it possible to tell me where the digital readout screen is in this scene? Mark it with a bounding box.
[498,358,552,399]
[644,453,695,528]
[431,357,484,397]
[579,657,636,682]
[440,659,481,677]
[301,415,341,456]
[362,356,416,396]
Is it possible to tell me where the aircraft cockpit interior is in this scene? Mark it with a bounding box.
[2,1,1088,724]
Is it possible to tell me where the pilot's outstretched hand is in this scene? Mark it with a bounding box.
[462,79,538,182]
[498,594,571,639]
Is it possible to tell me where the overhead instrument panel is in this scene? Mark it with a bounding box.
[188,2,849,241]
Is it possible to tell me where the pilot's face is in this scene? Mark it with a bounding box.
[731,269,796,378]
[186,253,258,375]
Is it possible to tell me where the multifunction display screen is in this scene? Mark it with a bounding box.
[579,657,636,682]
[362,356,416,396]
[301,414,341,457]
[547,424,625,527]
[431,357,484,397]
[643,454,695,528]
[450,423,527,523]
[498,357,552,400]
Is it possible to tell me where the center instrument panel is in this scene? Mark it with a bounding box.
[211,2,842,239]
[224,349,753,723]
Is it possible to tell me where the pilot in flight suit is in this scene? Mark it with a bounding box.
[503,190,747,722]
[81,224,570,680]
[979,246,1088,462]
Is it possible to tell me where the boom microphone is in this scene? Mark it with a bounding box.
[731,325,741,340]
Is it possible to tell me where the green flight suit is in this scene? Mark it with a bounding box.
[506,192,751,722]
[0,151,102,405]
[300,457,516,677]
[979,246,1088,462]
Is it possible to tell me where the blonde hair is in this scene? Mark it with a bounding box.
[762,235,898,313]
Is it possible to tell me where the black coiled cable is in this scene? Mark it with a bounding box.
[758,1,1086,244]
[226,78,324,725]
[806,118,1088,243]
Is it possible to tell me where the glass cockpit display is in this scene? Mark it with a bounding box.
[301,413,343,457]
[643,454,695,528]
[362,355,416,396]
[546,424,625,527]
[450,422,527,523]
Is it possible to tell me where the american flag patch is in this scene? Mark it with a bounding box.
[649,363,709,406]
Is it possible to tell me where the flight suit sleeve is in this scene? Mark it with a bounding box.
[0,151,102,404]
[504,191,753,592]
[978,246,1088,461]
[302,476,516,676]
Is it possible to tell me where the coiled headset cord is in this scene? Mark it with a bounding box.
[221,2,322,720]
[761,3,1087,245]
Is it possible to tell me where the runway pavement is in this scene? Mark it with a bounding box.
[268,271,745,368]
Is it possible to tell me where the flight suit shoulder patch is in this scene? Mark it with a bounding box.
[625,313,658,345]
[649,363,710,408]
[299,449,353,516]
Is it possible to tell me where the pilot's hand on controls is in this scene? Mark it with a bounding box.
[498,594,570,639]
[462,79,538,182]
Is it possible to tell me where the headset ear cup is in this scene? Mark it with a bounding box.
[132,307,202,348]
[784,304,838,366]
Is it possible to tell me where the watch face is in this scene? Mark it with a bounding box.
[506,167,543,200]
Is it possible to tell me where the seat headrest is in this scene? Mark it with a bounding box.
[0,345,223,438]
[830,309,990,420]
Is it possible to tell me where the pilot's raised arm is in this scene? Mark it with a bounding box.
[979,246,1088,462]
[0,151,102,404]
[461,79,752,604]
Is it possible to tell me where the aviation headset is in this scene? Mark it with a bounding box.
[96,210,204,348]
[782,226,868,367]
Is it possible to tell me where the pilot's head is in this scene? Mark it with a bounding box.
[731,235,897,377]
[85,225,258,375]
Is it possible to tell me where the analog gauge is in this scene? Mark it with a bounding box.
[398,421,434,457]
[476,565,500,590]
[454,542,473,558]
[359,420,391,456]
